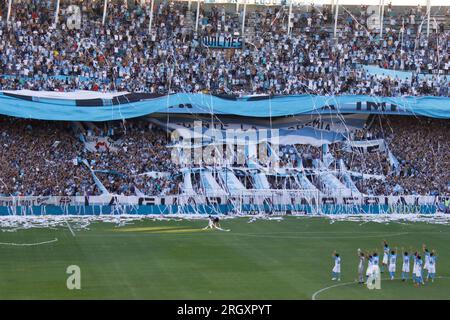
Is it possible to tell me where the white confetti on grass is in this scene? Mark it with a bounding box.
[324,213,450,226]
[0,213,449,232]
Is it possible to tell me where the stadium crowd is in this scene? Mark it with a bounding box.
[370,116,449,196]
[0,114,447,197]
[279,116,449,196]
[0,1,448,96]
[83,120,181,196]
[0,117,98,196]
[329,116,449,196]
[0,1,448,197]
[0,116,181,196]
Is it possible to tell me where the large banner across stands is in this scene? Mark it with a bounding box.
[0,91,449,121]
[168,123,346,146]
[153,113,369,132]
[0,194,446,207]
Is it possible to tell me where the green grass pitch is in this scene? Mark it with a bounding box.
[0,216,449,299]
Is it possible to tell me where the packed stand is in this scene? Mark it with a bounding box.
[0,116,181,196]
[0,117,97,196]
[83,120,181,196]
[0,1,448,96]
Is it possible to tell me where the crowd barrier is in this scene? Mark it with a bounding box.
[0,194,447,216]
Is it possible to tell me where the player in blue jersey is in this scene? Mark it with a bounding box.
[366,253,373,280]
[372,252,380,279]
[388,248,397,280]
[426,250,437,282]
[332,251,341,281]
[414,255,424,287]
[381,240,389,273]
[422,244,430,274]
[357,249,365,284]
[372,252,379,267]
[401,249,411,282]
[412,251,419,283]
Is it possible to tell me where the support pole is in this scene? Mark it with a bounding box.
[378,0,382,20]
[426,0,431,38]
[6,0,13,24]
[241,0,247,37]
[333,0,339,41]
[195,0,201,32]
[400,19,404,53]
[148,0,155,34]
[54,0,61,27]
[379,0,385,38]
[287,0,293,36]
[102,0,108,26]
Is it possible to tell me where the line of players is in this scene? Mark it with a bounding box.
[331,241,438,287]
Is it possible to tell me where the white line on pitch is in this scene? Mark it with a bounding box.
[65,219,76,237]
[0,238,58,246]
[312,276,450,300]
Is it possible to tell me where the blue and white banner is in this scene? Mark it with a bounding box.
[362,65,450,82]
[0,194,444,207]
[152,113,369,132]
[0,91,449,121]
[344,139,386,153]
[171,126,345,147]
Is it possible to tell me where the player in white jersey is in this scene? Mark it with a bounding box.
[426,251,437,282]
[203,215,219,229]
[366,254,373,280]
[332,251,341,281]
[401,250,411,281]
[412,252,419,283]
[381,241,389,273]
[388,249,397,280]
[357,249,365,284]
[414,255,424,287]
[422,244,430,272]
[203,216,230,231]
[371,252,380,279]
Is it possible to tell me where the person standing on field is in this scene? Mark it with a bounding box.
[332,251,341,281]
[357,249,365,284]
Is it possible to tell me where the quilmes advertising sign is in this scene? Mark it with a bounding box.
[201,34,243,49]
